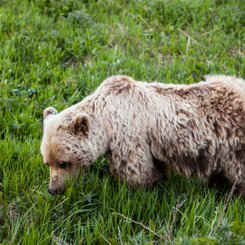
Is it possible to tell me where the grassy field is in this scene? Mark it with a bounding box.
[0,0,245,244]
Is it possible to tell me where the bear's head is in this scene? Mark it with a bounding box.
[40,107,95,195]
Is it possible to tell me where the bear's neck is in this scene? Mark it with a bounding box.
[73,96,110,162]
[88,115,110,162]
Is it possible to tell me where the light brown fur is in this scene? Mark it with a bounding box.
[41,75,245,197]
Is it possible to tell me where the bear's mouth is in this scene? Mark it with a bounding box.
[48,187,65,195]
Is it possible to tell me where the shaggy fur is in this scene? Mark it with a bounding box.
[41,75,245,197]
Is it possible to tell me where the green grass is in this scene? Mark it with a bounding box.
[0,0,245,244]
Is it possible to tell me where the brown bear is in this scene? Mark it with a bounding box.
[41,75,245,197]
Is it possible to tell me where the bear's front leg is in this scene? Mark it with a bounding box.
[107,149,166,187]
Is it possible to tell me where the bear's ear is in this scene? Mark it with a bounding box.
[70,113,89,137]
[43,107,58,119]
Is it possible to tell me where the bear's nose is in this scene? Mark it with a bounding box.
[48,187,65,195]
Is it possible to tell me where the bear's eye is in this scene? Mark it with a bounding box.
[58,161,72,169]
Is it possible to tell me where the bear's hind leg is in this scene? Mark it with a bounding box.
[236,166,245,198]
[236,182,245,199]
[222,164,245,199]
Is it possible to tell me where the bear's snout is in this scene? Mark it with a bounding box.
[48,166,68,195]
[48,187,65,195]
